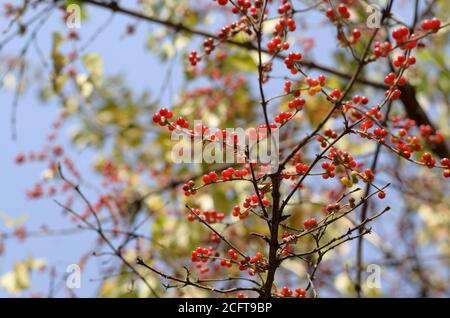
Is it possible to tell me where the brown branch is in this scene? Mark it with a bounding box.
[260,174,281,298]
[136,258,259,295]
[56,164,160,297]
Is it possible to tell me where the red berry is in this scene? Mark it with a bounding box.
[202,174,211,184]
[352,28,361,39]
[152,113,161,123]
[303,218,318,230]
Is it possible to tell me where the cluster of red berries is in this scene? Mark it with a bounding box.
[267,36,285,53]
[302,75,326,97]
[232,193,270,219]
[393,55,416,68]
[310,75,327,87]
[191,246,212,262]
[363,168,375,182]
[231,0,252,14]
[326,3,350,22]
[324,128,338,139]
[420,152,436,168]
[152,108,191,132]
[203,37,215,55]
[273,17,296,35]
[182,180,197,196]
[219,258,233,268]
[284,80,293,93]
[316,134,331,148]
[284,52,302,74]
[395,137,421,159]
[191,246,215,274]
[26,183,44,199]
[287,97,306,110]
[280,286,293,297]
[202,171,218,184]
[441,158,450,178]
[360,107,383,131]
[352,95,369,105]
[303,218,318,230]
[418,124,432,137]
[227,249,239,260]
[392,26,410,44]
[202,210,225,223]
[419,124,445,145]
[391,26,419,49]
[218,18,251,40]
[295,288,307,298]
[219,253,265,276]
[152,108,173,126]
[274,111,293,124]
[187,208,225,224]
[279,286,307,298]
[326,202,341,213]
[188,50,201,66]
[383,72,397,85]
[321,162,336,179]
[421,18,441,32]
[373,41,392,58]
[222,166,249,180]
[277,0,292,14]
[212,248,263,275]
[173,116,190,129]
[372,127,389,142]
[385,87,402,100]
[329,148,358,170]
[239,259,256,274]
[244,193,270,209]
[329,88,342,100]
[250,251,263,264]
[295,162,309,175]
[231,205,243,218]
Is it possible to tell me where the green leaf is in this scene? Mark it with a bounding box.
[82,52,104,85]
[227,52,257,73]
